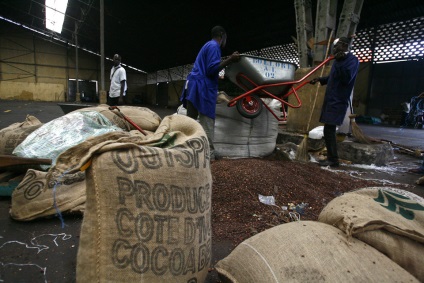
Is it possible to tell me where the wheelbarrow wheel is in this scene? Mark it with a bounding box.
[236,94,263,119]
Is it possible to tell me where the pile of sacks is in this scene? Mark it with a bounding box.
[1,104,213,282]
[1,105,162,220]
[215,187,424,282]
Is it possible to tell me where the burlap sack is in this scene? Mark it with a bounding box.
[48,115,212,282]
[214,99,280,158]
[318,187,424,281]
[215,221,418,283]
[355,229,423,281]
[0,115,42,155]
[74,104,162,131]
[10,169,86,221]
[12,111,123,169]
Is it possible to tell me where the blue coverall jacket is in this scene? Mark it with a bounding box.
[180,40,222,119]
[319,52,359,126]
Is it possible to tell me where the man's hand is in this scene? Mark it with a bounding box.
[230,51,241,62]
[309,77,320,85]
[220,52,241,70]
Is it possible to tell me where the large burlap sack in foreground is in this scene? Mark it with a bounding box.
[215,221,418,283]
[0,115,42,155]
[49,115,212,283]
[10,169,86,221]
[73,104,162,131]
[318,187,424,281]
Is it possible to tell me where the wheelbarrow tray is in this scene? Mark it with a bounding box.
[224,54,334,121]
[225,54,297,96]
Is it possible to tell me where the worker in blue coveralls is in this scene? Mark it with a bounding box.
[180,25,240,161]
[310,36,359,167]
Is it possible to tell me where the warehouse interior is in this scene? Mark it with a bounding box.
[1,2,424,283]
[0,0,423,126]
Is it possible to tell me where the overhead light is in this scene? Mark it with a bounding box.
[45,0,68,33]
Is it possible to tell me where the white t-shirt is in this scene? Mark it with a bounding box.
[109,65,127,98]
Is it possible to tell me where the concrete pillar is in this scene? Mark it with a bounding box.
[313,0,338,65]
[336,0,364,39]
[99,90,107,104]
[294,0,314,68]
[100,0,106,106]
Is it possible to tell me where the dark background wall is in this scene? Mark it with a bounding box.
[367,60,424,120]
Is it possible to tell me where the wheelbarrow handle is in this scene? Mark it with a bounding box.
[0,155,52,168]
[108,106,147,135]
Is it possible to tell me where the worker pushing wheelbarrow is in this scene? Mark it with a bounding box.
[224,54,334,120]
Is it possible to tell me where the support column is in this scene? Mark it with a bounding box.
[99,0,107,104]
[75,23,80,102]
[294,0,314,67]
[313,0,337,65]
[336,0,364,40]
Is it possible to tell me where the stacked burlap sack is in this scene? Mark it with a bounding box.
[178,93,282,159]
[318,187,424,281]
[215,187,424,282]
[214,98,281,159]
[8,105,162,221]
[72,104,162,132]
[0,115,44,175]
[0,115,43,155]
[10,169,86,220]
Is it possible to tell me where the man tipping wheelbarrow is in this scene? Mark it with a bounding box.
[309,36,360,167]
[224,36,359,168]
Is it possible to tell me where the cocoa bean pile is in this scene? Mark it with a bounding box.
[210,158,396,246]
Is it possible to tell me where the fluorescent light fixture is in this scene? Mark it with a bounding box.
[45,0,68,33]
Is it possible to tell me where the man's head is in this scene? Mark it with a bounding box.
[333,37,350,54]
[211,26,227,48]
[113,54,121,67]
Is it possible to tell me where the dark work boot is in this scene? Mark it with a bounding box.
[319,159,340,167]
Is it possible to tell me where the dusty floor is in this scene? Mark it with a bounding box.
[1,100,423,282]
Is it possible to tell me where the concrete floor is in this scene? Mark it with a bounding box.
[1,100,423,282]
[359,123,424,151]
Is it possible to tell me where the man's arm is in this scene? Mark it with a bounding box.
[310,76,329,85]
[120,80,126,99]
[219,51,240,70]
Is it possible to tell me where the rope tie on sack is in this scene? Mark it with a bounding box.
[52,169,70,228]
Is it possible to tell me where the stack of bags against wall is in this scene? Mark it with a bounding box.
[47,114,212,283]
[214,98,281,159]
[215,187,424,282]
[9,105,162,221]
